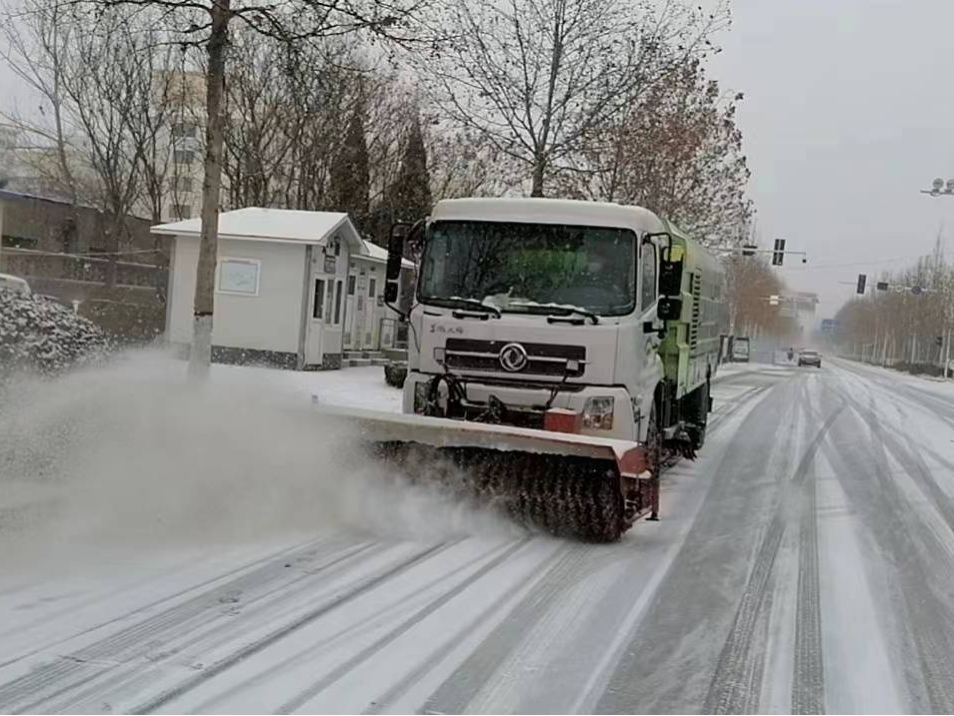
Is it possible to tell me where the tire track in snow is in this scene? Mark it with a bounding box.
[708,383,774,435]
[837,375,954,540]
[0,536,334,668]
[184,540,526,713]
[360,560,543,715]
[791,454,824,714]
[41,542,405,714]
[835,360,954,432]
[858,379,954,651]
[593,373,796,714]
[418,543,595,714]
[705,397,841,714]
[0,539,386,714]
[130,543,448,715]
[703,512,785,714]
[360,542,580,715]
[277,538,532,714]
[790,380,825,715]
[823,384,954,713]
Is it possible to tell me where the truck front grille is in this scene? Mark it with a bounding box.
[444,338,586,377]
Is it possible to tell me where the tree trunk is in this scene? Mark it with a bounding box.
[530,158,545,197]
[189,0,231,380]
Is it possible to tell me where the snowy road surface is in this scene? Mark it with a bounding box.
[4,356,954,712]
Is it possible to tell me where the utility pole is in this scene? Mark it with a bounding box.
[920,176,954,377]
[945,327,952,378]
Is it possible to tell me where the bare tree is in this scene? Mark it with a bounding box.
[124,42,189,226]
[281,41,367,210]
[417,0,728,197]
[565,56,752,245]
[1,0,165,284]
[724,254,791,338]
[0,0,80,204]
[834,237,954,371]
[221,28,303,209]
[68,0,431,378]
[428,125,517,200]
[58,7,157,285]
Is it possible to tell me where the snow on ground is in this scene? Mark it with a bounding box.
[0,350,770,714]
[5,351,954,712]
[831,355,954,397]
[212,358,404,413]
[714,359,797,380]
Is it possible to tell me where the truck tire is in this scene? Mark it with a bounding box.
[685,380,709,451]
[384,362,407,388]
[646,399,662,520]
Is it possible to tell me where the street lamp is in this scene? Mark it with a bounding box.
[921,177,954,197]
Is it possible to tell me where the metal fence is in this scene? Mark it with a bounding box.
[1,248,167,289]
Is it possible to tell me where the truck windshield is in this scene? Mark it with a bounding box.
[419,220,637,316]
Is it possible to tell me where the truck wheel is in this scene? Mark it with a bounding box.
[646,400,662,479]
[384,363,407,388]
[642,398,663,521]
[685,381,709,451]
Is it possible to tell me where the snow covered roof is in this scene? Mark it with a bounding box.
[354,239,415,269]
[151,207,363,250]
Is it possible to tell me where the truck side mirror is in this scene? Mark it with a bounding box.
[659,259,683,297]
[386,223,410,281]
[657,297,683,321]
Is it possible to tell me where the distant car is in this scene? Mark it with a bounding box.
[798,349,822,368]
[731,337,750,362]
[0,272,31,296]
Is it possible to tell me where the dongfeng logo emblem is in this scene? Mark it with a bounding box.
[499,342,529,372]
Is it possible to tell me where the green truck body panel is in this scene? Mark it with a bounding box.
[657,221,728,400]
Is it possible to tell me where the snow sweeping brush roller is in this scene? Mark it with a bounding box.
[318,405,656,542]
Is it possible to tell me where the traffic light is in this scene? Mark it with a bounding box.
[772,239,786,266]
[742,244,757,257]
[856,274,867,294]
[876,281,889,291]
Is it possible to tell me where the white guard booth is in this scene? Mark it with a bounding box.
[345,241,415,352]
[153,207,365,370]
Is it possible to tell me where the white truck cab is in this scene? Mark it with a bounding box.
[394,198,668,444]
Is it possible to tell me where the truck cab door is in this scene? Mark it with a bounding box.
[636,239,664,439]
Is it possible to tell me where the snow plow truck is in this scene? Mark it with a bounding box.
[322,198,727,542]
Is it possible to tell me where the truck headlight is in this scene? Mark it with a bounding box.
[582,396,614,430]
[413,381,430,414]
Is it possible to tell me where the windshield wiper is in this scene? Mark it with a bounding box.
[425,296,501,318]
[506,301,600,325]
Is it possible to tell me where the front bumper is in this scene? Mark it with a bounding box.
[402,371,638,442]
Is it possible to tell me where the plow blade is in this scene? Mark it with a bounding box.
[318,406,654,542]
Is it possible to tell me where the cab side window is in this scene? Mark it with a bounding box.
[641,242,657,309]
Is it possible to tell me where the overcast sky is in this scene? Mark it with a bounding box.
[710,0,954,318]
